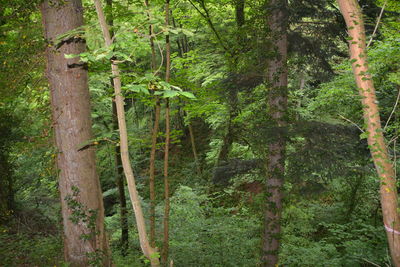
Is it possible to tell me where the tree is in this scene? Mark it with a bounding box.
[92,0,160,266]
[162,1,171,264]
[262,0,288,266]
[105,0,129,255]
[40,0,110,265]
[337,0,400,265]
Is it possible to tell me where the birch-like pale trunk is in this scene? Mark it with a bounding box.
[93,1,160,266]
[337,0,400,265]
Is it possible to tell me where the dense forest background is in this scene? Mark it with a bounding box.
[1,0,400,266]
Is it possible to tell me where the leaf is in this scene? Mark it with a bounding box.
[124,84,150,95]
[64,53,80,59]
[179,91,196,99]
[181,28,195,37]
[359,132,368,140]
[162,90,179,98]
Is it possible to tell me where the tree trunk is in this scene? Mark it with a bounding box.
[188,122,201,174]
[41,1,111,265]
[337,0,400,265]
[105,0,129,255]
[113,103,129,255]
[93,1,160,266]
[162,1,171,264]
[0,154,13,222]
[149,100,161,248]
[144,0,161,248]
[144,0,161,247]
[262,0,288,266]
[215,0,245,166]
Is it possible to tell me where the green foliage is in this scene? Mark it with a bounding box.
[2,0,400,266]
[0,228,64,266]
[168,186,261,267]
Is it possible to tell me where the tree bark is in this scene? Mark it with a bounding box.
[105,0,129,255]
[262,0,288,266]
[162,1,171,264]
[149,100,161,248]
[93,1,160,266]
[337,0,400,265]
[113,103,129,255]
[188,122,201,174]
[41,1,111,265]
[215,0,244,165]
[144,0,161,248]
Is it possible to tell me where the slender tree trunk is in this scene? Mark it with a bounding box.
[215,0,244,166]
[41,1,110,265]
[188,122,201,174]
[105,0,129,255]
[216,86,239,165]
[162,1,171,264]
[93,1,160,266]
[113,103,129,255]
[149,100,161,248]
[144,0,157,72]
[162,100,171,265]
[144,0,161,248]
[0,155,13,222]
[235,0,245,27]
[337,0,400,265]
[262,0,288,266]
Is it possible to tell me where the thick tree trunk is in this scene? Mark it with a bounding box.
[93,1,160,266]
[262,0,288,266]
[41,1,110,265]
[337,0,400,265]
[105,0,129,255]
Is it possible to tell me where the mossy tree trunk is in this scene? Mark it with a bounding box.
[262,0,288,266]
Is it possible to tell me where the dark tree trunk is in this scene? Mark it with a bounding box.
[144,0,161,248]
[262,0,288,266]
[113,103,129,255]
[162,1,171,264]
[0,154,13,221]
[216,0,244,165]
[41,1,110,265]
[149,100,161,248]
[235,0,245,27]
